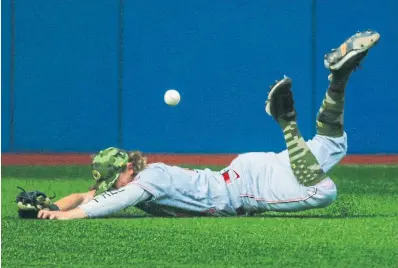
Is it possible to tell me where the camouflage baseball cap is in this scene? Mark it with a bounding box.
[91,147,129,196]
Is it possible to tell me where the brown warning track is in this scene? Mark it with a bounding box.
[2,153,398,166]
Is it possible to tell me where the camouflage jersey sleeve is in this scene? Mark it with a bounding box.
[79,183,152,218]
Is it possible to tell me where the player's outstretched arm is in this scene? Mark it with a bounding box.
[54,190,95,211]
[38,183,151,220]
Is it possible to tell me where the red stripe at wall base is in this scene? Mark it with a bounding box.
[2,154,398,166]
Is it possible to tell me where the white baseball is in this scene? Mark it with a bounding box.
[164,89,181,106]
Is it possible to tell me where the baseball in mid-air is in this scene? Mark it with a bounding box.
[164,89,181,106]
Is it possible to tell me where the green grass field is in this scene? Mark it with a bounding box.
[2,165,398,267]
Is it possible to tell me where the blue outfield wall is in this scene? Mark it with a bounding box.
[10,0,120,152]
[1,0,11,152]
[1,0,397,153]
[122,0,313,153]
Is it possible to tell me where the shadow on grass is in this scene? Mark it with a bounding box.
[103,214,152,219]
[255,213,398,219]
[104,212,398,219]
[3,213,397,220]
[1,214,152,220]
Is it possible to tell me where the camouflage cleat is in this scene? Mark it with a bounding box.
[265,76,296,122]
[324,30,380,76]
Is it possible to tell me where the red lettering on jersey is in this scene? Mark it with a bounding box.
[222,169,240,184]
[222,171,231,183]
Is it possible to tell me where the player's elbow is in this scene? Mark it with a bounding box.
[81,190,96,205]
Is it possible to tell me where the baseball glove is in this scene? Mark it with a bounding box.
[16,186,59,219]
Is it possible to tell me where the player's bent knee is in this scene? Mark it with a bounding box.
[325,132,348,158]
[339,132,348,158]
[313,178,337,208]
[316,191,337,208]
[311,132,348,172]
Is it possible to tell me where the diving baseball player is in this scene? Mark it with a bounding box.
[31,30,380,220]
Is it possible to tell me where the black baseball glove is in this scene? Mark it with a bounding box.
[16,187,59,219]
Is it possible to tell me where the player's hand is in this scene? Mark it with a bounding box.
[37,210,66,220]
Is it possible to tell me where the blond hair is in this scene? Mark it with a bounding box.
[128,150,148,177]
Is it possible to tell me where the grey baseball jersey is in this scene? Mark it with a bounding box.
[80,163,237,217]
